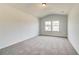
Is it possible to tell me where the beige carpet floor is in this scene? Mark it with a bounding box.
[0,36,78,55]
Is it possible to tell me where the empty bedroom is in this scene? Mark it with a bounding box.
[0,3,79,55]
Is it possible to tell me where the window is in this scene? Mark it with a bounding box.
[45,21,51,31]
[52,21,59,32]
[44,20,59,32]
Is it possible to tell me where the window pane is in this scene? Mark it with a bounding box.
[45,21,51,31]
[45,21,51,26]
[52,21,59,32]
[45,26,51,31]
[53,21,59,24]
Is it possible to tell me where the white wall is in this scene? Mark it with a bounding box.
[40,14,67,37]
[0,4,39,49]
[68,5,79,54]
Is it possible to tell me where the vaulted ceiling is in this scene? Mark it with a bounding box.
[7,3,76,18]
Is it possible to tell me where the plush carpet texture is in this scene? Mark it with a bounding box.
[0,36,78,55]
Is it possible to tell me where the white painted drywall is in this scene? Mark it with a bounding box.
[68,5,79,54]
[39,14,68,37]
[0,4,39,49]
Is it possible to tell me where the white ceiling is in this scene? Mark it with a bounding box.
[7,3,76,18]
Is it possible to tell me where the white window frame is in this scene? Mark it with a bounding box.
[52,21,59,32]
[44,20,60,32]
[45,21,51,31]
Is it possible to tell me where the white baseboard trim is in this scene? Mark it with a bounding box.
[68,38,79,55]
[0,35,38,50]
